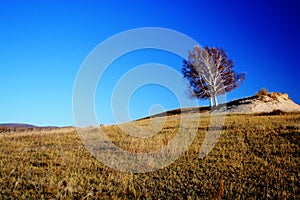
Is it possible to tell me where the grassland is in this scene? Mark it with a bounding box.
[0,112,299,199]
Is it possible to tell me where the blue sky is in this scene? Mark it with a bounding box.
[0,0,299,126]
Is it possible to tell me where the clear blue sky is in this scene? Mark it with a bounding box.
[0,0,299,126]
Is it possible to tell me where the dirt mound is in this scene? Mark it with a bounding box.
[219,92,300,113]
[137,91,300,121]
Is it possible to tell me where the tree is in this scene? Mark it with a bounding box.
[182,46,245,107]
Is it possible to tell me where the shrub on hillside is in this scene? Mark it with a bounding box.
[256,88,268,97]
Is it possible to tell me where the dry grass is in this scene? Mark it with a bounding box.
[0,113,299,199]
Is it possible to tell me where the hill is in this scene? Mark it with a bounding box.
[140,91,300,120]
[2,91,299,131]
[219,92,300,113]
[0,106,299,198]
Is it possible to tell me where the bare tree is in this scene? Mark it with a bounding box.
[182,46,245,107]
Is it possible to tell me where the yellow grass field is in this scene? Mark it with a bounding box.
[0,112,299,199]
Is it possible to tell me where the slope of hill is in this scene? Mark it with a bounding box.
[219,92,300,113]
[0,91,299,198]
[0,111,298,199]
[140,92,300,120]
[2,92,299,130]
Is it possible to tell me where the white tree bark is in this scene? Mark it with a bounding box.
[213,95,218,106]
[209,97,213,107]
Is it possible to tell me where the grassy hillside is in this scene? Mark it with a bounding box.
[0,113,299,199]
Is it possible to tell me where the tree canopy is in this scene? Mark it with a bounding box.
[182,46,245,106]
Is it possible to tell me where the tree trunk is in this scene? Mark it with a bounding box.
[214,95,218,106]
[209,97,213,107]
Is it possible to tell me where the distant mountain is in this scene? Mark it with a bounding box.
[0,123,37,128]
[0,123,59,133]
